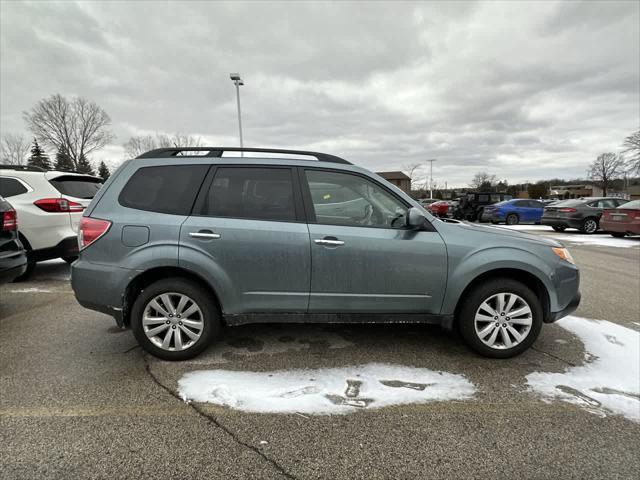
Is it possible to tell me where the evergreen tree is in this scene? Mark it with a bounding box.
[27,138,51,169]
[76,153,95,175]
[98,161,110,180]
[54,146,74,171]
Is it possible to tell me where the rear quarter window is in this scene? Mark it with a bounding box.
[119,165,209,215]
[49,175,103,199]
[0,177,28,198]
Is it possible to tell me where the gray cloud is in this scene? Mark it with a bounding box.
[1,0,638,187]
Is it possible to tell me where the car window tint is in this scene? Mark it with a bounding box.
[119,165,209,215]
[305,170,407,228]
[0,177,28,198]
[490,194,501,202]
[529,200,543,208]
[618,200,640,209]
[478,194,489,202]
[512,200,527,207]
[202,167,296,222]
[49,175,102,199]
[598,199,617,208]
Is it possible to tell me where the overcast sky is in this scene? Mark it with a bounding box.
[1,0,638,187]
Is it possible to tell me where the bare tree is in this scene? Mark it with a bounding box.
[1,133,31,165]
[622,129,640,174]
[402,162,424,190]
[588,152,625,196]
[469,171,497,190]
[23,94,114,169]
[123,133,202,158]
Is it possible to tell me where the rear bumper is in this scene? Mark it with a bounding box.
[71,259,138,327]
[600,219,640,234]
[541,217,582,229]
[0,255,28,284]
[29,236,78,262]
[549,291,581,322]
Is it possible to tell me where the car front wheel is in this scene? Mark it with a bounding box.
[458,278,543,358]
[131,278,221,361]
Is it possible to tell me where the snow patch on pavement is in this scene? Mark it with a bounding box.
[527,316,640,422]
[553,234,639,248]
[497,224,553,231]
[9,288,52,293]
[178,363,476,414]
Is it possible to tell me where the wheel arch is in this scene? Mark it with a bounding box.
[122,266,223,327]
[452,268,551,328]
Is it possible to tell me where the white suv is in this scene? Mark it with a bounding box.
[0,165,103,280]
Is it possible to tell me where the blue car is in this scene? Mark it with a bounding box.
[481,199,544,225]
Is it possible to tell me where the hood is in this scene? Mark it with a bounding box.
[437,219,562,247]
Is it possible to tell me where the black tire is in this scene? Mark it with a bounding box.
[62,256,78,264]
[580,217,598,234]
[12,261,36,282]
[551,226,566,232]
[458,278,543,359]
[610,232,626,238]
[131,278,221,361]
[505,213,519,225]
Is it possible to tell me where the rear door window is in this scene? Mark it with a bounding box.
[0,177,28,198]
[119,165,209,215]
[200,167,297,222]
[49,175,103,199]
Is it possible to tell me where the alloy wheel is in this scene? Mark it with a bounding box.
[142,293,204,351]
[583,219,597,233]
[474,293,533,349]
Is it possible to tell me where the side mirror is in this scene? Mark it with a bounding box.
[407,207,427,228]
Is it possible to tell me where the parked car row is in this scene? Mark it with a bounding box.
[0,165,103,280]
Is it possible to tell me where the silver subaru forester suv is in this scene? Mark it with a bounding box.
[72,147,580,361]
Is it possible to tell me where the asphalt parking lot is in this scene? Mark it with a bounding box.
[1,227,639,479]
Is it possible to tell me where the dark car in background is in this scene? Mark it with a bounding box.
[482,199,544,225]
[600,200,640,237]
[0,195,27,284]
[541,197,629,233]
[453,192,513,222]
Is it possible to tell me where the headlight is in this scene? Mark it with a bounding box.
[552,247,575,265]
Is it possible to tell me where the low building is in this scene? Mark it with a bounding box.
[549,185,596,199]
[376,171,411,193]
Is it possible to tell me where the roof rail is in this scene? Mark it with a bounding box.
[0,164,46,172]
[135,147,351,165]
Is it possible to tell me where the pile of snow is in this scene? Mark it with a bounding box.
[178,363,476,414]
[553,234,639,248]
[527,316,640,422]
[9,288,52,293]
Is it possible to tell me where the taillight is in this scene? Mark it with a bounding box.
[558,208,577,213]
[34,198,84,213]
[78,217,111,250]
[1,208,17,231]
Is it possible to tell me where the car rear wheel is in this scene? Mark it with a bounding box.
[580,217,598,234]
[458,278,543,358]
[131,278,221,361]
[610,232,626,238]
[505,213,519,225]
[551,226,566,232]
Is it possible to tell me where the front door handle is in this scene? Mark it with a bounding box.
[189,231,221,239]
[314,237,345,247]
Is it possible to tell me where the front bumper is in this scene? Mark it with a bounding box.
[549,291,581,322]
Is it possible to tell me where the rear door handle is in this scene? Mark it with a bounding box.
[314,237,345,247]
[189,231,221,239]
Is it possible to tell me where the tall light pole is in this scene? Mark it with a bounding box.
[230,73,244,154]
[427,159,437,199]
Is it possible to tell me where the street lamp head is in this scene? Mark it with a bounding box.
[230,73,243,85]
